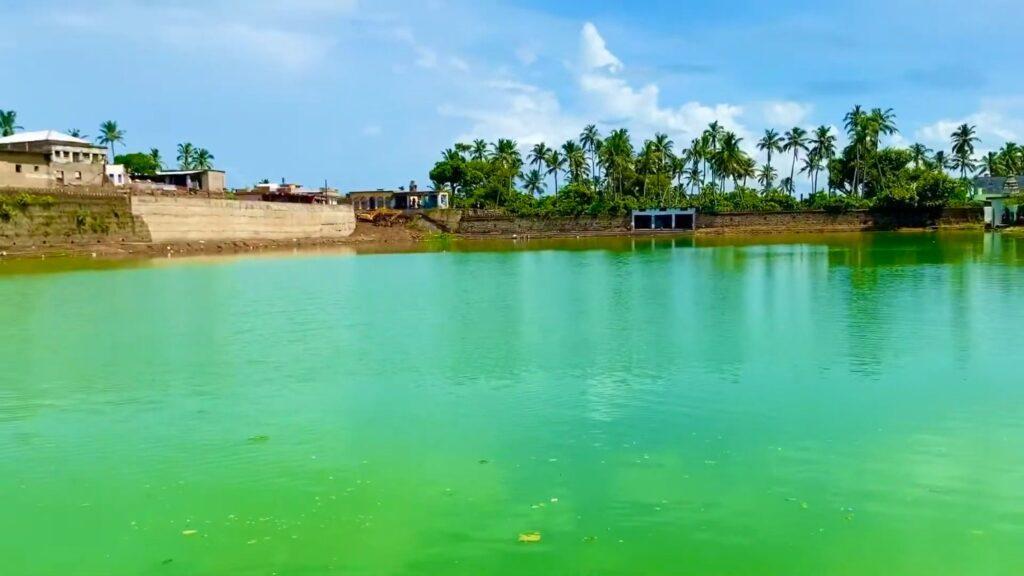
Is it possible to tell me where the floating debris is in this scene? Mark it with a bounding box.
[247,435,270,444]
[181,529,198,536]
[518,532,542,543]
[478,459,489,465]
[161,558,174,565]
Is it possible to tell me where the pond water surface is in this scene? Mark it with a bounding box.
[2,232,1024,575]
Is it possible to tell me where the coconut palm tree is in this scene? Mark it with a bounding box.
[580,124,602,185]
[599,129,634,199]
[149,148,163,170]
[545,149,567,194]
[528,142,551,184]
[96,121,125,163]
[844,105,867,195]
[0,110,22,137]
[492,138,522,203]
[520,169,545,197]
[950,123,980,180]
[976,152,1003,177]
[909,143,932,169]
[782,127,809,194]
[562,140,588,184]
[470,139,489,162]
[757,164,778,191]
[932,150,950,174]
[809,126,837,194]
[177,142,197,170]
[757,129,784,187]
[67,128,88,139]
[194,148,215,170]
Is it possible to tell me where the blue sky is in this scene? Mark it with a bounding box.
[3,0,1022,190]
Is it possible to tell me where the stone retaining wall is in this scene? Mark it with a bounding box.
[130,196,355,243]
[0,190,148,248]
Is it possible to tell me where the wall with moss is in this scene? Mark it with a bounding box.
[0,190,150,248]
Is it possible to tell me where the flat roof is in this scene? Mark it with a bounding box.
[0,130,93,145]
[155,170,225,175]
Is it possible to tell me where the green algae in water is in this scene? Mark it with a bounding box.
[2,232,1024,574]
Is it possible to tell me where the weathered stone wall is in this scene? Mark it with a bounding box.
[130,195,355,243]
[698,208,983,233]
[448,207,983,237]
[0,189,148,248]
[456,212,629,236]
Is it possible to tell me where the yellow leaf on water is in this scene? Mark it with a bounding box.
[518,531,541,543]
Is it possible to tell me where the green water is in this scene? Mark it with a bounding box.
[2,232,1024,575]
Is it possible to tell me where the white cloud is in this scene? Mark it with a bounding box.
[761,101,814,127]
[440,80,581,147]
[916,110,1019,149]
[580,22,623,72]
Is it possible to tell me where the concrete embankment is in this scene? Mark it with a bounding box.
[130,196,355,243]
[0,189,356,252]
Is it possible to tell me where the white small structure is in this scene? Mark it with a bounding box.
[631,208,697,231]
[105,164,128,187]
[974,176,1022,228]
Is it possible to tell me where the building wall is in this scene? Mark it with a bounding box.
[201,171,226,192]
[130,196,355,242]
[0,151,106,188]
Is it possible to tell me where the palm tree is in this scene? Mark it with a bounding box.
[562,140,588,184]
[977,152,1003,177]
[545,149,566,194]
[757,164,778,191]
[757,129,784,187]
[0,110,22,137]
[194,148,215,170]
[932,150,950,174]
[520,169,545,197]
[714,132,746,191]
[492,138,522,204]
[470,139,489,162]
[528,142,551,186]
[950,123,980,180]
[149,148,163,170]
[67,128,88,139]
[809,126,837,194]
[580,125,602,185]
[96,120,125,163]
[599,129,634,199]
[177,142,197,170]
[800,153,824,193]
[844,105,867,196]
[909,143,932,169]
[782,127,809,194]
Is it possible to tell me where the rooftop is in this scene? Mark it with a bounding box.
[0,130,93,146]
[155,169,225,175]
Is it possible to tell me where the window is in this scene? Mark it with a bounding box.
[15,164,22,173]
[57,170,65,180]
[74,171,82,180]
[33,165,40,172]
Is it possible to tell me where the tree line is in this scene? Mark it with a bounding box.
[429,106,1004,216]
[0,111,215,176]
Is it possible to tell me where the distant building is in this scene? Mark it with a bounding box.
[631,208,697,231]
[973,176,1024,227]
[347,180,449,211]
[105,164,129,187]
[236,182,342,205]
[132,169,226,192]
[0,130,108,188]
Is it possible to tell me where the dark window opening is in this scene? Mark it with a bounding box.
[634,215,652,229]
[654,214,673,229]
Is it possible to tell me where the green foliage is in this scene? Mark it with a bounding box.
[429,106,988,218]
[115,152,161,175]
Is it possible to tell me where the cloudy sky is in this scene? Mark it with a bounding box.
[3,0,1022,189]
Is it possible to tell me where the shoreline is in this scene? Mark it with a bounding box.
[0,221,990,263]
